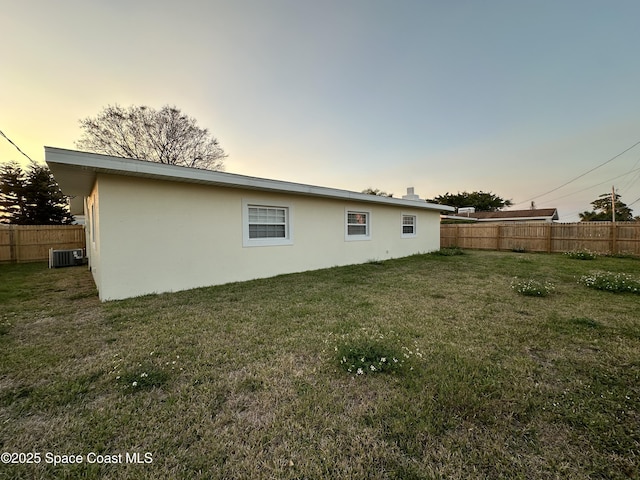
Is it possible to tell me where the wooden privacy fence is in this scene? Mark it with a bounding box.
[441,222,640,256]
[0,225,86,264]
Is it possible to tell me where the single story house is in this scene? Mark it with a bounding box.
[46,147,455,301]
[443,208,559,223]
[472,208,559,222]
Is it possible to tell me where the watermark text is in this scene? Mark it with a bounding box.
[1,451,153,466]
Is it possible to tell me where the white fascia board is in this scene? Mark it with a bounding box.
[45,147,455,212]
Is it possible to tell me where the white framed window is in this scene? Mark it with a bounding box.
[345,209,371,241]
[242,200,293,247]
[401,214,416,238]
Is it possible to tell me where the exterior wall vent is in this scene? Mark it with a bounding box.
[49,248,85,268]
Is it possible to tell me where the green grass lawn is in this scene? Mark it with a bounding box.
[1,250,638,479]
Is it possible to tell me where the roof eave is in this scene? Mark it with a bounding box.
[45,147,455,212]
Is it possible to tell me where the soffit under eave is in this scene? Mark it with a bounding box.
[47,162,97,197]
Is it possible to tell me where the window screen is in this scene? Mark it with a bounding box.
[248,206,287,239]
[347,211,369,236]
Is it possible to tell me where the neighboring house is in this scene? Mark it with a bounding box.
[46,147,455,301]
[472,208,559,222]
[443,208,559,223]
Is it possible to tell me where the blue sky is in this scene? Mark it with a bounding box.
[2,0,640,220]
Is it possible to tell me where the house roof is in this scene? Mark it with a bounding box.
[45,147,455,212]
[469,208,559,221]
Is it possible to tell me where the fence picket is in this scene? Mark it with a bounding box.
[441,222,640,256]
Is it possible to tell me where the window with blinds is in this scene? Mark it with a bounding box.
[243,201,293,247]
[346,210,370,240]
[402,215,416,237]
[248,207,287,239]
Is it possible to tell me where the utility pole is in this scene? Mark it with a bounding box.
[611,186,616,223]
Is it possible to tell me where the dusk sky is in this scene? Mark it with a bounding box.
[2,0,640,221]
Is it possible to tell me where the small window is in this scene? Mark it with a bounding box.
[346,210,371,240]
[243,201,293,247]
[402,215,416,237]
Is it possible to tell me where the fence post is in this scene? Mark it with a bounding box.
[611,223,617,255]
[9,225,17,263]
[546,223,552,253]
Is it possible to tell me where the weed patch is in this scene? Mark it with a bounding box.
[331,329,422,376]
[0,317,12,335]
[116,367,170,392]
[579,271,640,294]
[111,352,177,393]
[430,246,465,256]
[568,317,602,329]
[564,249,598,260]
[511,278,555,297]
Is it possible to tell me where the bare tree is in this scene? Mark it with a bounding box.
[76,105,227,170]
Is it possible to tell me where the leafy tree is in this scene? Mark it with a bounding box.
[426,191,513,212]
[579,193,634,222]
[76,104,227,170]
[362,188,393,197]
[0,161,72,224]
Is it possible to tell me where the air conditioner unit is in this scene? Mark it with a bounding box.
[49,248,85,268]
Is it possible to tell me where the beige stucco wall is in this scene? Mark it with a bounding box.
[86,182,102,294]
[93,174,441,300]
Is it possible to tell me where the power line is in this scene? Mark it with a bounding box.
[0,128,35,163]
[514,138,640,206]
[628,195,640,208]
[539,166,640,205]
[619,157,640,195]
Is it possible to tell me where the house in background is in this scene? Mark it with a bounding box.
[46,147,454,301]
[471,208,559,223]
[443,208,559,223]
